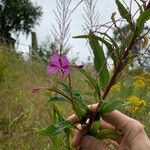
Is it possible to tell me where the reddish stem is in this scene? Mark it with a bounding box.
[146,0,150,9]
[81,0,150,134]
[85,34,137,134]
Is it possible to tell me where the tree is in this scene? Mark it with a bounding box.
[37,37,71,64]
[0,0,42,46]
[112,24,150,71]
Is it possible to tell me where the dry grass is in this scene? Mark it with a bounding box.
[0,48,150,150]
[0,49,52,149]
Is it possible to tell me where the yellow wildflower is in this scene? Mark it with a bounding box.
[111,83,121,92]
[141,73,150,82]
[133,75,145,81]
[133,73,150,83]
[127,96,146,112]
[141,72,150,77]
[133,79,145,88]
[145,79,150,82]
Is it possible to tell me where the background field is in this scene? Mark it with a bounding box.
[0,49,150,149]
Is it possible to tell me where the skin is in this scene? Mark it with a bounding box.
[68,105,150,150]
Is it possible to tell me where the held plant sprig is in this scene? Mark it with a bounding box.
[37,0,150,149]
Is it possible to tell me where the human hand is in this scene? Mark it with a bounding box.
[68,105,150,150]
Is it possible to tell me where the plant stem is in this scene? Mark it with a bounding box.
[81,0,150,135]
[86,33,138,134]
[68,74,76,109]
[146,0,150,9]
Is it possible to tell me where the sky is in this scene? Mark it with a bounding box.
[17,0,138,63]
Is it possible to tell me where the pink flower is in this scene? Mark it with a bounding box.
[47,54,71,75]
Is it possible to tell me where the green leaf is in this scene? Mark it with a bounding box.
[53,104,63,122]
[115,0,132,25]
[58,82,70,94]
[100,100,128,116]
[93,34,119,66]
[75,68,100,96]
[64,128,72,150]
[89,121,100,135]
[99,32,120,53]
[51,103,71,148]
[73,35,89,39]
[135,9,150,35]
[47,88,72,102]
[39,120,75,137]
[48,96,70,104]
[73,33,109,89]
[72,90,90,123]
[89,34,109,89]
[95,129,122,140]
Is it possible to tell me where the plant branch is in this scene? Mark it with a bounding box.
[85,33,138,135]
[146,0,150,9]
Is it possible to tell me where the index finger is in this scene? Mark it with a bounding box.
[103,110,143,133]
[67,103,143,133]
[67,104,98,123]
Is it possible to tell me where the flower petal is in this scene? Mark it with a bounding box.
[50,54,60,66]
[47,54,71,76]
[60,55,70,67]
[47,65,59,74]
[63,66,71,75]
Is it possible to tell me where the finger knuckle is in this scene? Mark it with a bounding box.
[128,119,144,134]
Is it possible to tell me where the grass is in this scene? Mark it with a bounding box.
[0,48,52,149]
[0,48,150,149]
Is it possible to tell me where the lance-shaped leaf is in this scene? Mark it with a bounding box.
[100,100,130,116]
[72,90,90,123]
[58,82,71,94]
[48,96,70,104]
[53,104,63,123]
[88,120,100,135]
[99,32,120,53]
[64,128,72,150]
[73,34,109,89]
[39,120,76,137]
[53,104,72,149]
[94,129,122,141]
[75,68,100,96]
[115,0,132,26]
[47,87,72,102]
[93,34,119,66]
[89,35,110,89]
[135,9,150,35]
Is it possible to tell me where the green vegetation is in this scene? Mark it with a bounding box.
[112,25,150,71]
[0,48,150,149]
[0,48,51,149]
[0,0,150,149]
